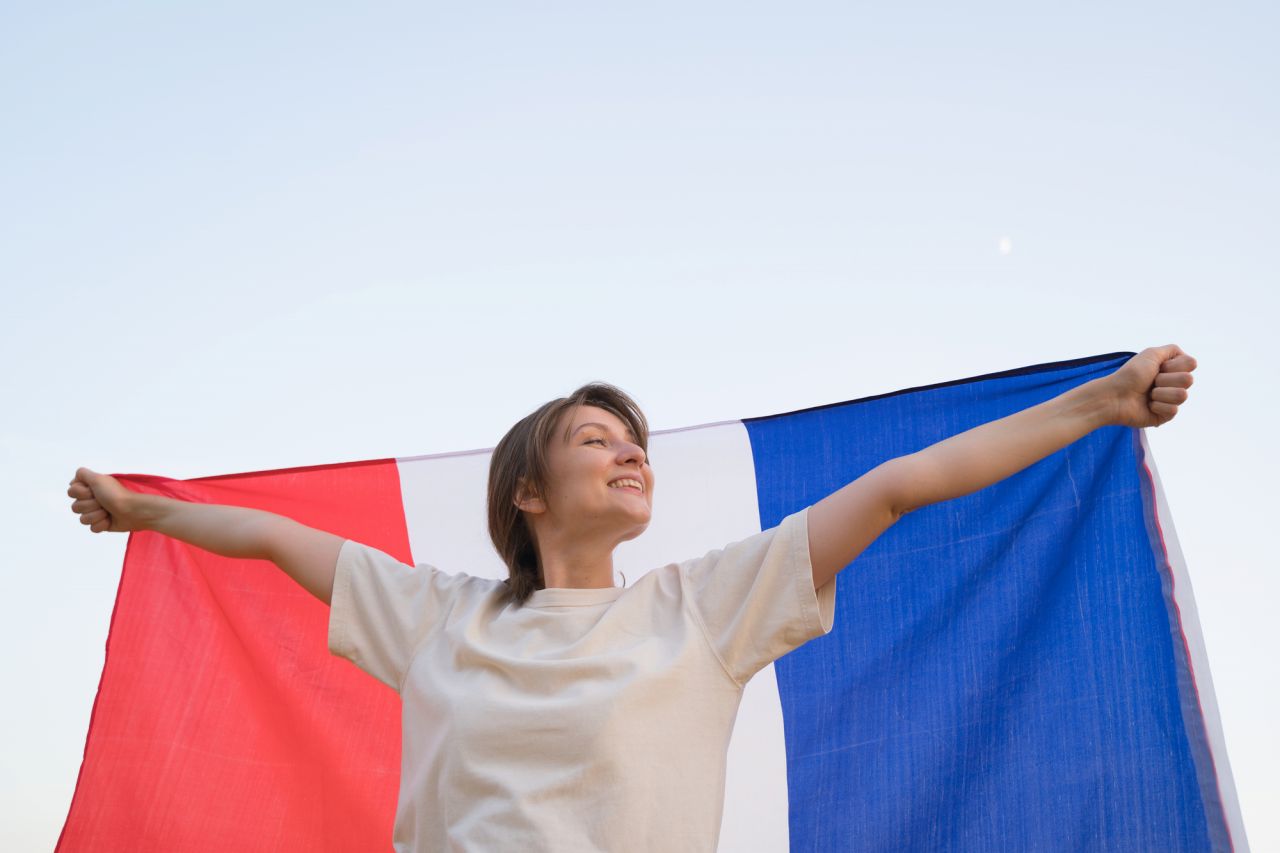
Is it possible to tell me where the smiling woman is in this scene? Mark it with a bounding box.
[318,380,838,850]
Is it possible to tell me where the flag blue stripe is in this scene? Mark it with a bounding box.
[744,354,1226,852]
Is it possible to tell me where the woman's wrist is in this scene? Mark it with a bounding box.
[1074,376,1121,430]
[131,493,172,532]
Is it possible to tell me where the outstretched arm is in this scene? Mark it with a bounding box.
[805,345,1198,592]
[68,468,344,605]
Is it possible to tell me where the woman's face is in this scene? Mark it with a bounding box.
[528,404,655,543]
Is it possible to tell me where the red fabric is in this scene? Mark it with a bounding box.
[58,461,409,852]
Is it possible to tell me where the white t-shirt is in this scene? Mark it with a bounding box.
[328,507,836,852]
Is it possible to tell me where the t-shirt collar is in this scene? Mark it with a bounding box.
[524,586,625,608]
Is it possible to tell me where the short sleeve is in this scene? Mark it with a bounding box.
[679,507,837,686]
[328,539,449,692]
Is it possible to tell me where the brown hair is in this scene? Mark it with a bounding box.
[486,382,650,606]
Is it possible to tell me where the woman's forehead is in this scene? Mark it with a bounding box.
[560,405,637,441]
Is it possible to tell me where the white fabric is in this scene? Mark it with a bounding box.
[328,507,836,852]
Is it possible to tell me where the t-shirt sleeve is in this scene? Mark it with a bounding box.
[679,507,837,686]
[327,539,449,692]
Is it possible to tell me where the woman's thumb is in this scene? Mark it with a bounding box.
[75,467,116,495]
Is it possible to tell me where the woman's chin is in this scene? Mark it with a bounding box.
[618,518,651,541]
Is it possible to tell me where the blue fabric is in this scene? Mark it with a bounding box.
[745,353,1230,852]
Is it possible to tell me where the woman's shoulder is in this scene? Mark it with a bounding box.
[614,561,685,608]
[415,561,507,594]
[342,540,506,598]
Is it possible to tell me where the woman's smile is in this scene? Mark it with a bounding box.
[607,478,645,495]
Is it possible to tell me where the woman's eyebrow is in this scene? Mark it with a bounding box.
[570,422,639,443]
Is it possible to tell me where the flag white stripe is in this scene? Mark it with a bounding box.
[395,419,791,850]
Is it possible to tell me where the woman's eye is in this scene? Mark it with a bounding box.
[586,438,606,445]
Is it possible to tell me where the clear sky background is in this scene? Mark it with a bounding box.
[2,2,1275,850]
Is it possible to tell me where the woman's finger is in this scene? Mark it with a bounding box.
[71,498,101,513]
[1151,387,1188,405]
[1154,372,1193,389]
[1159,354,1197,372]
[81,510,108,525]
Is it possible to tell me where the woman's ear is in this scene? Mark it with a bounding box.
[514,478,546,514]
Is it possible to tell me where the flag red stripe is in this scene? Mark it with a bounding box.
[58,462,409,852]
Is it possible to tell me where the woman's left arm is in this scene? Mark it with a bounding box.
[806,344,1198,592]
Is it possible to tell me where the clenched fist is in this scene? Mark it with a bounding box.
[67,467,146,533]
[1101,344,1198,429]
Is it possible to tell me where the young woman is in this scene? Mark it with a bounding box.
[67,344,1196,852]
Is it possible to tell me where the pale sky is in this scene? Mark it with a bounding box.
[2,2,1275,850]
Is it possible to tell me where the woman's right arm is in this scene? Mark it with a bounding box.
[68,467,343,605]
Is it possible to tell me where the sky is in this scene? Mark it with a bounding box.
[2,2,1276,849]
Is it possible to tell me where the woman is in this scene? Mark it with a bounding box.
[67,344,1196,852]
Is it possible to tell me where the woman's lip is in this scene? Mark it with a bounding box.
[610,485,644,495]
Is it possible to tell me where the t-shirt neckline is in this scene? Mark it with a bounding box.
[524,586,625,608]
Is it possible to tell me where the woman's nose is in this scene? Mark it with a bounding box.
[618,442,647,466]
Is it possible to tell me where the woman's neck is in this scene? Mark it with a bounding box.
[533,528,621,590]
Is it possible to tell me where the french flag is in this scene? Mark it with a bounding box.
[58,352,1245,851]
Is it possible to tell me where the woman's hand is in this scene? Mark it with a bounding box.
[68,467,147,533]
[1099,345,1198,429]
